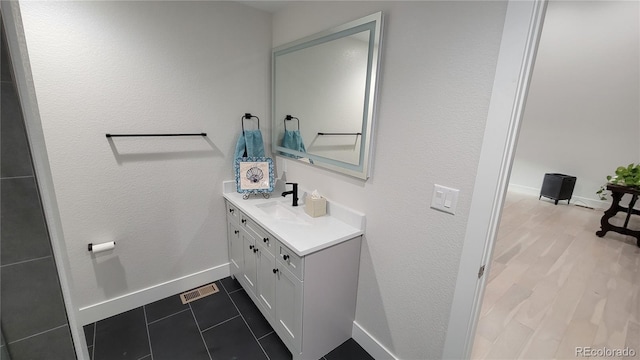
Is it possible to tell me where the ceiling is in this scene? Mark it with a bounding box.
[237,1,290,14]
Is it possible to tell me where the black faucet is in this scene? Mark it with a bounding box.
[282,182,299,206]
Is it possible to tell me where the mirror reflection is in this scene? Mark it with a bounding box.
[272,12,383,179]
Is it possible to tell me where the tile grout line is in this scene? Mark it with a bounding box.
[256,330,275,341]
[91,322,96,360]
[199,314,241,333]
[220,278,243,295]
[146,307,191,326]
[142,306,154,360]
[7,323,68,345]
[188,302,213,360]
[0,255,52,268]
[219,280,271,360]
[0,175,34,180]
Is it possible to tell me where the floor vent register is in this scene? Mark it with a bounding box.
[180,283,219,304]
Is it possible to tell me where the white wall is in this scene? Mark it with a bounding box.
[509,0,640,206]
[18,1,272,321]
[273,2,507,358]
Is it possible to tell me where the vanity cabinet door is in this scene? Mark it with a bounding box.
[226,202,240,224]
[227,220,243,279]
[275,265,303,352]
[241,230,258,297]
[256,247,276,322]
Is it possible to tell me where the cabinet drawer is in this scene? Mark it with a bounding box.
[252,221,276,257]
[237,212,276,256]
[226,201,240,224]
[240,214,262,238]
[277,242,304,281]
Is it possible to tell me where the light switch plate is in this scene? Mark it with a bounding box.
[431,184,459,215]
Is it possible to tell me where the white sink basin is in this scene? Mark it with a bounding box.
[256,201,310,225]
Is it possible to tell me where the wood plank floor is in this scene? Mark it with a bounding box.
[472,191,640,360]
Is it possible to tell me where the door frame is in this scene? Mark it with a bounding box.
[442,0,547,358]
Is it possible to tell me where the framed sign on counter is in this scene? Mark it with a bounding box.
[235,157,275,198]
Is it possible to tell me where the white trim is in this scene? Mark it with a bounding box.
[352,321,397,360]
[78,264,229,325]
[508,183,609,210]
[1,3,90,360]
[442,1,547,359]
[506,183,544,197]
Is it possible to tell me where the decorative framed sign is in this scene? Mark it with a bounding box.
[235,157,275,197]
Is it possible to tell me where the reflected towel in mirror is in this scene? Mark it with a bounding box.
[281,130,312,163]
[234,130,265,159]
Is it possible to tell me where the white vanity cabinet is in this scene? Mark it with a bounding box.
[256,244,277,322]
[274,258,303,351]
[225,202,242,279]
[240,212,278,322]
[224,199,362,360]
[241,228,258,296]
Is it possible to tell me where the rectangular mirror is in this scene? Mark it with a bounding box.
[272,12,383,179]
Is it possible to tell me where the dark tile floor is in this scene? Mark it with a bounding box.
[84,277,374,360]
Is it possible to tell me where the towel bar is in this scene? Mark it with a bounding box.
[106,133,206,138]
[317,132,362,136]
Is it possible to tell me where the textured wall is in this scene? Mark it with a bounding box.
[273,2,507,359]
[510,0,640,204]
[17,1,271,310]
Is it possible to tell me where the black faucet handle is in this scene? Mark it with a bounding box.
[284,182,299,206]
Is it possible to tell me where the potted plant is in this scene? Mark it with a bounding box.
[597,163,640,200]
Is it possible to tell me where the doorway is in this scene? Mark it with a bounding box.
[471,0,640,358]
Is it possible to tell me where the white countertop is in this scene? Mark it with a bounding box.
[222,181,365,256]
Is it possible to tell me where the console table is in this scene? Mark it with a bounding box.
[595,184,640,247]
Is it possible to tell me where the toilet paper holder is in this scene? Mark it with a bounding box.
[88,241,116,253]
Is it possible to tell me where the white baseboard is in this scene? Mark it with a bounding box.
[352,321,397,360]
[506,183,540,197]
[78,263,230,325]
[507,183,608,210]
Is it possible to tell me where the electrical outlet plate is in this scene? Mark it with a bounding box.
[431,184,459,215]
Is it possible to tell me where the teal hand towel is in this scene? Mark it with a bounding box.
[234,130,265,159]
[281,130,312,163]
[281,130,306,153]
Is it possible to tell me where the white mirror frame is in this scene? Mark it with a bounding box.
[272,12,383,180]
